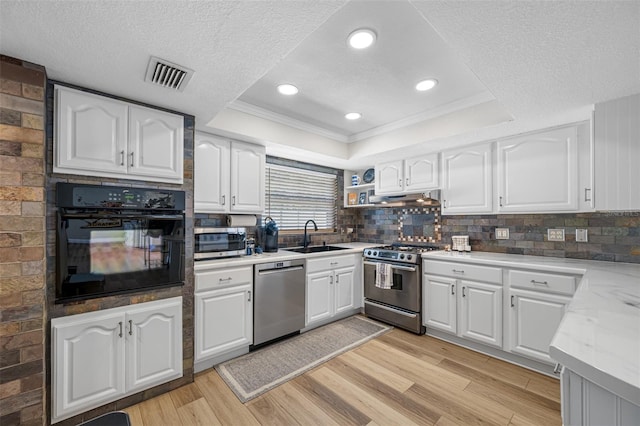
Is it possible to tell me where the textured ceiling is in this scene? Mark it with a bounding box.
[1,0,638,168]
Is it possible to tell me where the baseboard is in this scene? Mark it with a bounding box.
[301,308,361,333]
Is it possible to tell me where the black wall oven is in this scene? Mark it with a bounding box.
[56,183,185,303]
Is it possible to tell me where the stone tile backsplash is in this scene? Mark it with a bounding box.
[356,203,639,263]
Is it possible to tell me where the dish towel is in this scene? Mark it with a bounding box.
[375,262,393,289]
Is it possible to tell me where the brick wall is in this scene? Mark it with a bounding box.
[0,56,47,426]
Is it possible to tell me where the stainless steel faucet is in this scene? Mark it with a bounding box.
[303,219,318,248]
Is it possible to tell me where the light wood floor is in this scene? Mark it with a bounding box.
[124,329,561,425]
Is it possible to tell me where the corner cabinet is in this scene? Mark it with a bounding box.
[194,265,252,371]
[194,132,265,214]
[497,124,592,213]
[375,153,439,195]
[441,143,493,215]
[306,254,361,328]
[51,297,183,424]
[54,85,184,184]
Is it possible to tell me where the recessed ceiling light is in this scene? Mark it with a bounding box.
[277,84,299,95]
[348,29,376,49]
[415,79,438,92]
[345,112,362,120]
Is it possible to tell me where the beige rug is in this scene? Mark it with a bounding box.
[215,315,392,402]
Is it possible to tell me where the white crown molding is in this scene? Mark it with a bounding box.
[347,92,497,142]
[228,100,350,143]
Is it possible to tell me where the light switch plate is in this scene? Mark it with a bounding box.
[576,229,588,242]
[495,228,509,240]
[548,229,565,242]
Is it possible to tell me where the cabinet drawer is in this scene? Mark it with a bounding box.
[423,260,502,284]
[195,266,252,292]
[307,254,357,273]
[508,270,575,295]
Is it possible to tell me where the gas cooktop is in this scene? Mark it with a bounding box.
[363,244,441,264]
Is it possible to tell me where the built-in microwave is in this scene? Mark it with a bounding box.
[194,227,246,260]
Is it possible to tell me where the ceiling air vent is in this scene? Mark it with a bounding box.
[145,56,194,92]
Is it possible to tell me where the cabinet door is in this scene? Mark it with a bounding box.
[509,289,569,363]
[194,134,230,213]
[125,298,183,393]
[128,105,184,183]
[306,271,333,325]
[375,160,404,194]
[442,143,493,214]
[230,141,265,213]
[405,153,439,191]
[334,267,355,314]
[423,275,457,334]
[52,311,125,422]
[498,126,578,212]
[54,85,128,176]
[459,281,502,348]
[195,284,252,361]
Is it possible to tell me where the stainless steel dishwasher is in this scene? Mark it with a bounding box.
[253,259,306,347]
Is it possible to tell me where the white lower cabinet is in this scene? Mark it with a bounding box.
[306,254,360,327]
[194,265,252,365]
[423,274,502,348]
[52,297,182,423]
[508,289,570,364]
[561,367,640,426]
[506,268,575,364]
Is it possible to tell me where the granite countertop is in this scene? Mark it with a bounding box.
[193,242,375,270]
[423,250,640,405]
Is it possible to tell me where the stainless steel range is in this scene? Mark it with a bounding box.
[363,244,440,334]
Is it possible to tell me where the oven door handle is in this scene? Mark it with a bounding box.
[60,213,183,220]
[363,261,417,272]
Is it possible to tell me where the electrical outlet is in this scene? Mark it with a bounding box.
[495,228,509,239]
[547,229,565,242]
[576,229,588,242]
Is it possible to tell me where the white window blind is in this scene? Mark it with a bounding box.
[265,164,337,230]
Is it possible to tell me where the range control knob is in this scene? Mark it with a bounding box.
[399,254,405,260]
[366,250,372,256]
[407,254,413,261]
[373,251,378,256]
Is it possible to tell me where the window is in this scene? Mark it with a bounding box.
[265,164,337,231]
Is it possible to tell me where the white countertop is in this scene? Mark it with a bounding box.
[423,250,640,405]
[194,242,375,270]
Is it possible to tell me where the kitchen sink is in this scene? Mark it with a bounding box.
[286,245,350,254]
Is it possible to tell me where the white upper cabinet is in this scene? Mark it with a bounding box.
[194,132,265,214]
[194,134,230,212]
[375,153,439,195]
[54,85,184,184]
[497,126,578,212]
[595,94,640,210]
[230,141,265,213]
[441,142,493,214]
[127,105,184,182]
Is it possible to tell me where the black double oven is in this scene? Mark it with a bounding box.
[55,183,185,302]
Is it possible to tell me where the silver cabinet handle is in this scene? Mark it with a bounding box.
[499,196,503,207]
[399,178,402,187]
[221,195,226,206]
[510,295,515,307]
[120,150,125,166]
[330,275,333,284]
[553,363,562,374]
[443,200,447,208]
[128,320,133,336]
[248,290,251,302]
[584,188,592,202]
[451,284,455,295]
[330,262,338,266]
[452,269,465,274]
[129,152,134,167]
[336,274,339,284]
[462,286,466,297]
[406,177,409,186]
[118,321,123,338]
[219,277,232,282]
[530,280,549,286]
[232,196,236,205]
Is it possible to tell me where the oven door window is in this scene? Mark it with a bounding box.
[195,232,245,253]
[57,215,184,302]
